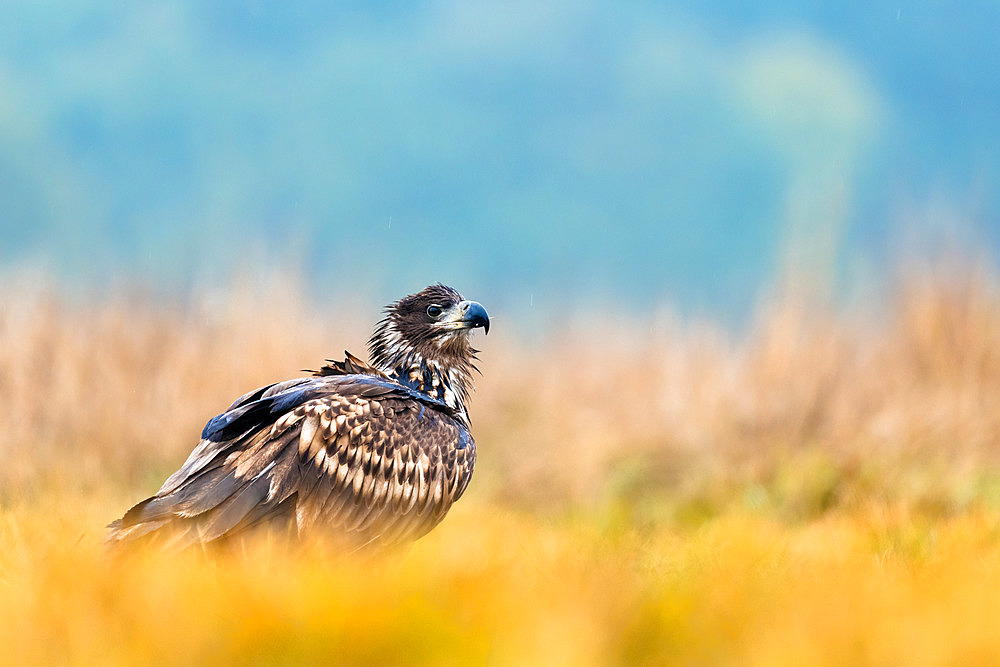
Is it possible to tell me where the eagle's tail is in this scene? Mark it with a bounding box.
[104,515,172,547]
[104,491,299,550]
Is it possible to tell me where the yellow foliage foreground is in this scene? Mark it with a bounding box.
[3,498,1000,665]
[3,265,1000,664]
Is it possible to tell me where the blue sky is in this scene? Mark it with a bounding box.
[1,1,998,319]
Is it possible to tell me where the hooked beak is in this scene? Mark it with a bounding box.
[438,300,490,334]
[460,300,490,334]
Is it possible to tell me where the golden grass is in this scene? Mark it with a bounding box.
[3,263,1000,664]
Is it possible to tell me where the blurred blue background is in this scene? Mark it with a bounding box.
[1,1,998,318]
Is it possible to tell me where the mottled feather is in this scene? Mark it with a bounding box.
[106,285,488,550]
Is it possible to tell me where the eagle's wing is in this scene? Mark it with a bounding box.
[107,376,476,549]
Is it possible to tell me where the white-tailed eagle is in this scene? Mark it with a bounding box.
[107,284,490,549]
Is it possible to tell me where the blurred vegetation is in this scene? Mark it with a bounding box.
[3,260,1000,663]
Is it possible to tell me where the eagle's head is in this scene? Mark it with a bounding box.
[369,284,489,413]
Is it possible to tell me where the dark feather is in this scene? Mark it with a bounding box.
[310,351,387,378]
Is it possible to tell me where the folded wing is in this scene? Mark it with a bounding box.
[107,375,476,549]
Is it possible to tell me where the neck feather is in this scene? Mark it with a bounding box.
[368,319,478,421]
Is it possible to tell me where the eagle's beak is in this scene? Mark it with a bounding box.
[456,300,490,335]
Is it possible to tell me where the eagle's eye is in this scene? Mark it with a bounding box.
[426,305,444,319]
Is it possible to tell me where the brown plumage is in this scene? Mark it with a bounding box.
[106,284,490,550]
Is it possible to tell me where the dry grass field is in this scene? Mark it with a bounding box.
[3,262,1000,664]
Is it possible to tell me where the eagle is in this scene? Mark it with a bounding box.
[106,284,490,550]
